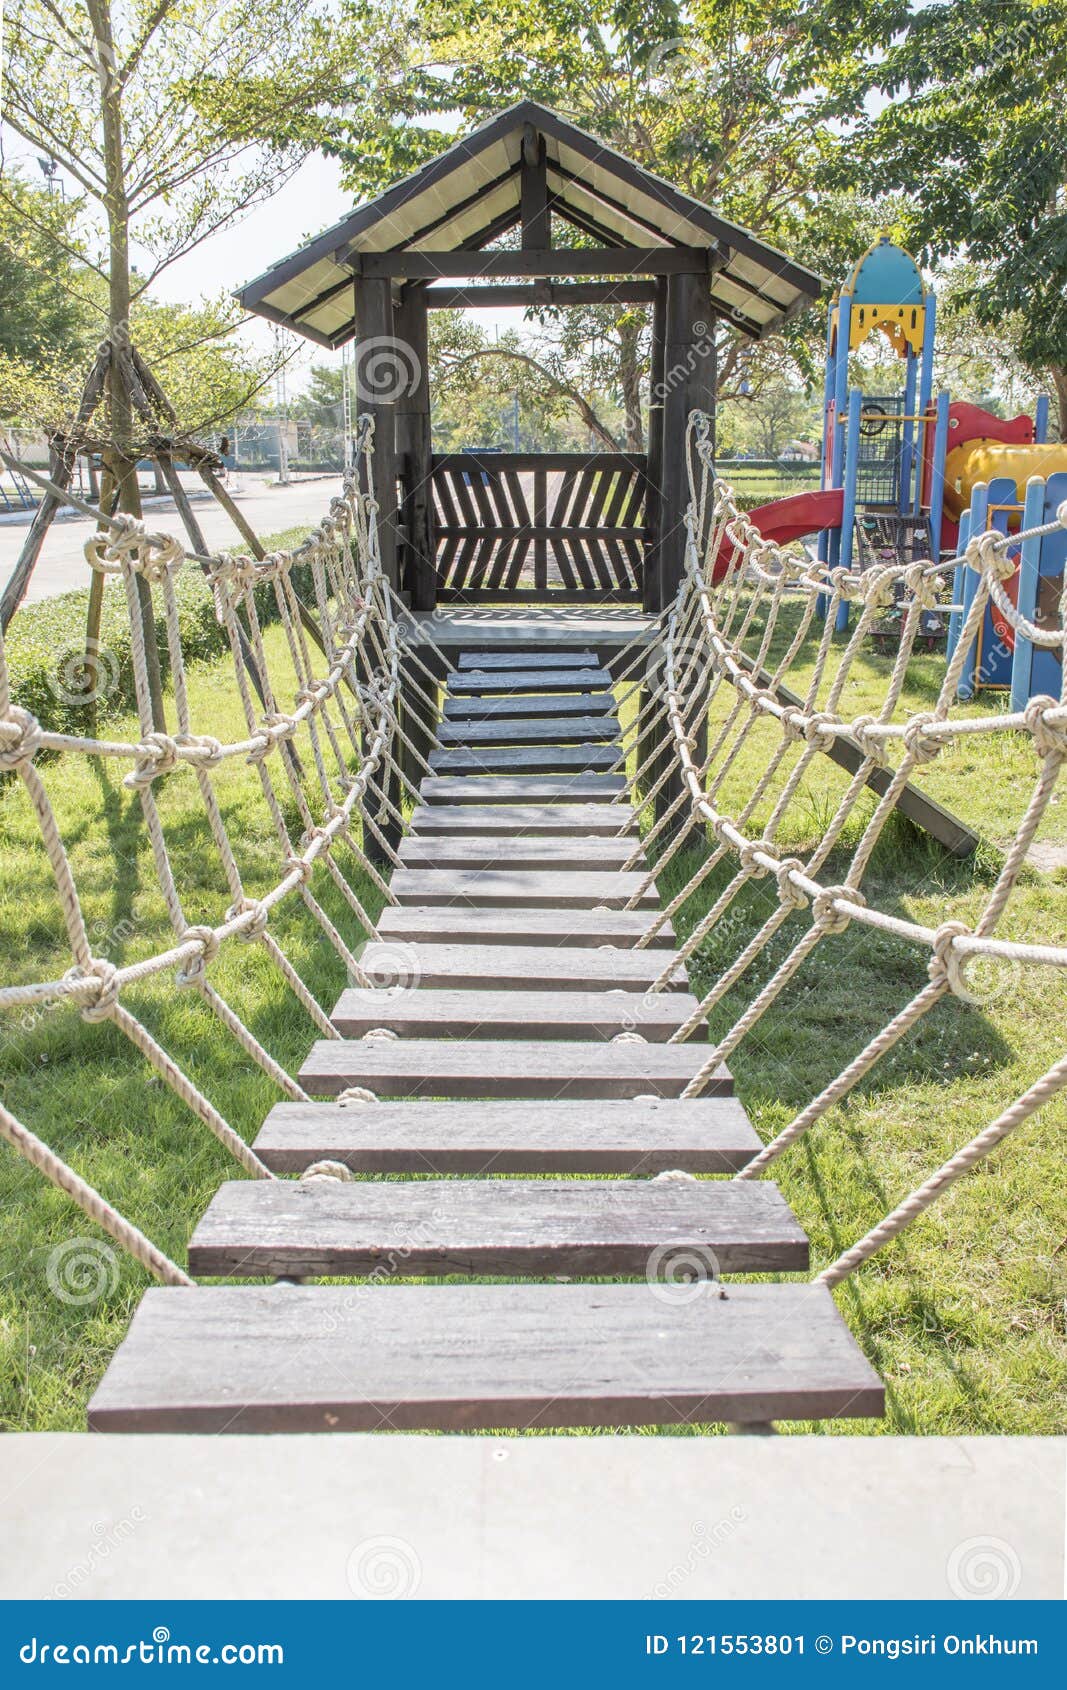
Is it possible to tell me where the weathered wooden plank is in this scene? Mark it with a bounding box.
[330,986,694,1040]
[436,716,621,747]
[443,693,616,721]
[354,941,687,992]
[377,905,674,947]
[410,803,635,836]
[188,1178,808,1279]
[88,1283,884,1431]
[447,667,613,695]
[457,649,598,669]
[429,745,619,775]
[397,836,638,871]
[253,1096,758,1174]
[297,1038,731,1098]
[420,775,626,803]
[390,869,658,908]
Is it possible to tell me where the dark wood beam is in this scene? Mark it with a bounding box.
[425,280,658,309]
[520,125,550,249]
[354,246,712,280]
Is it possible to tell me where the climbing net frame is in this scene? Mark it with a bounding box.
[611,411,1067,1287]
[0,416,451,1285]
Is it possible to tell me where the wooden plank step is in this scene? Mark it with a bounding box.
[298,1038,731,1099]
[397,836,637,872]
[447,667,613,695]
[356,942,686,992]
[410,803,635,836]
[429,745,619,775]
[437,716,620,747]
[253,1097,759,1175]
[88,1283,884,1431]
[378,906,674,948]
[457,649,598,669]
[188,1178,809,1280]
[421,775,626,804]
[443,693,615,721]
[389,870,657,909]
[331,987,695,1041]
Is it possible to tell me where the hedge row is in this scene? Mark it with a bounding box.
[5,528,318,739]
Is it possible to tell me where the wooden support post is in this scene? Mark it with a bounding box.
[657,272,715,612]
[643,278,667,613]
[394,286,437,610]
[353,276,400,591]
[520,125,550,249]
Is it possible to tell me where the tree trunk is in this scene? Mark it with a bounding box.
[1050,365,1067,441]
[87,0,165,729]
[618,317,645,452]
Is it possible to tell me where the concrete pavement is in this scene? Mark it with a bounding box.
[0,473,342,605]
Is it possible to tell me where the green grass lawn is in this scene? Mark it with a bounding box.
[0,580,1064,1434]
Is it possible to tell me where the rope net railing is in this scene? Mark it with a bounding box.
[0,415,452,1284]
[620,411,1066,1287]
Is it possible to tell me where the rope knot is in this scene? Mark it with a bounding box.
[284,853,315,887]
[738,838,771,878]
[850,713,886,764]
[970,530,1017,584]
[905,563,944,610]
[228,897,269,942]
[813,883,864,935]
[779,706,806,743]
[1023,695,1067,760]
[928,920,973,996]
[338,1085,378,1106]
[902,711,944,764]
[175,923,221,987]
[0,706,44,770]
[774,856,808,910]
[803,710,839,751]
[126,730,180,789]
[300,1160,353,1183]
[65,957,120,1022]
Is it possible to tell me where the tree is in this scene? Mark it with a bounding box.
[323,0,865,426]
[1,0,362,482]
[843,0,1067,432]
[0,180,94,374]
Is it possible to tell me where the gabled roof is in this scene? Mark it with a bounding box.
[236,101,823,347]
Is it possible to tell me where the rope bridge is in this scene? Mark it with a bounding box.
[0,409,1063,1430]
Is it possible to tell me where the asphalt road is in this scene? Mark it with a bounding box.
[0,473,343,605]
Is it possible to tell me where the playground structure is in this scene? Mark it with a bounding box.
[0,108,1064,1433]
[719,238,1065,703]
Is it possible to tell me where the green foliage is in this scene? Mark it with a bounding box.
[842,0,1067,418]
[2,526,313,739]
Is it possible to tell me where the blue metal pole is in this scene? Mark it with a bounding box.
[834,386,863,630]
[1011,476,1046,710]
[900,349,918,515]
[956,482,988,701]
[1034,395,1050,444]
[946,507,971,660]
[927,390,951,560]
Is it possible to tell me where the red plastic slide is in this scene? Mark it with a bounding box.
[711,487,844,581]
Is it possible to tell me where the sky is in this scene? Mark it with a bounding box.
[2,121,520,399]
